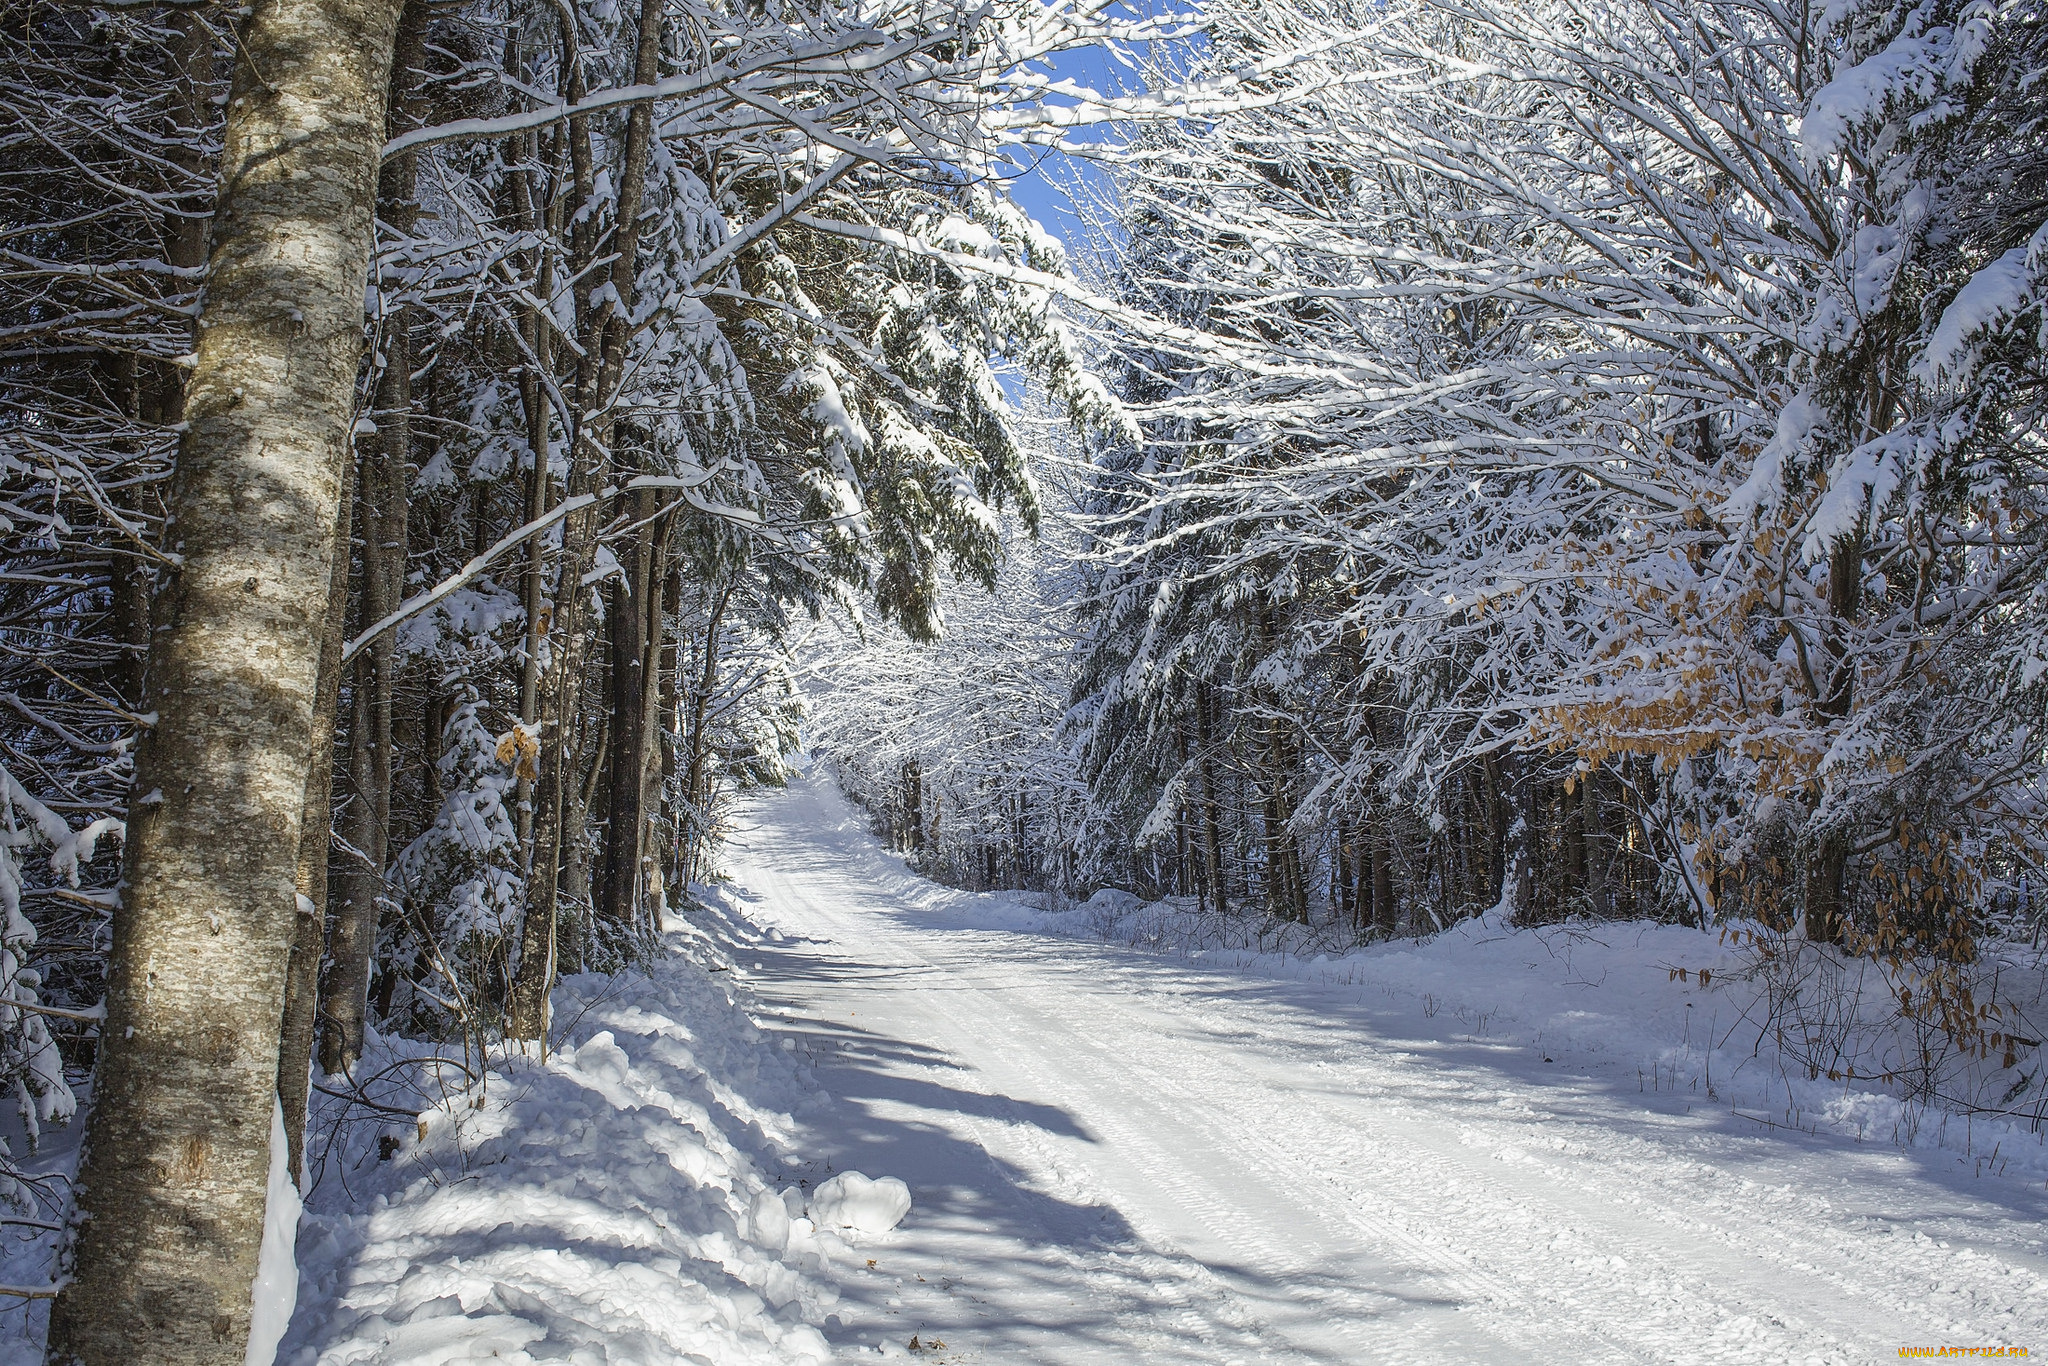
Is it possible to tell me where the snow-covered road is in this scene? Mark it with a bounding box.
[727,776,2048,1364]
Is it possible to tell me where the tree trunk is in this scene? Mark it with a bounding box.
[655,557,683,901]
[592,0,667,932]
[314,0,427,1079]
[1334,815,1357,927]
[1806,835,1849,945]
[320,610,379,1077]
[598,495,653,935]
[276,459,354,1184]
[511,106,556,855]
[1484,750,1509,908]
[902,758,925,852]
[510,0,661,1037]
[677,580,728,887]
[1806,530,1865,944]
[1583,767,1607,918]
[45,0,404,1351]
[1565,773,1585,901]
[507,9,597,1041]
[510,561,592,1035]
[1372,827,1395,935]
[636,518,670,932]
[1260,718,1305,922]
[1195,683,1227,916]
[558,709,609,971]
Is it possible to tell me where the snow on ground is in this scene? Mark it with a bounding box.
[722,771,2048,1363]
[1009,894,2048,1186]
[279,918,903,1366]
[16,767,2048,1364]
[0,1092,82,1365]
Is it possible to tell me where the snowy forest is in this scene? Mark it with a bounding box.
[2,0,2047,1359]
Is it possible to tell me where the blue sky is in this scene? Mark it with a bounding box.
[997,44,1133,250]
[995,10,1192,256]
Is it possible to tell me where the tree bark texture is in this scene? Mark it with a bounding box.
[599,494,663,936]
[45,0,404,1352]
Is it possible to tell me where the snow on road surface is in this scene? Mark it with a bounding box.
[727,774,2048,1364]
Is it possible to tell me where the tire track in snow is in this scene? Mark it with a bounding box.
[733,848,1287,1363]
[1065,977,1847,1363]
[1123,965,2048,1355]
[733,815,1578,1360]
[956,957,1612,1363]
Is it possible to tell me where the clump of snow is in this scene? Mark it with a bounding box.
[808,1172,911,1235]
[246,1098,303,1366]
[392,582,523,662]
[1801,14,1955,168]
[1917,219,2048,384]
[1720,394,1818,526]
[929,215,998,258]
[279,922,895,1366]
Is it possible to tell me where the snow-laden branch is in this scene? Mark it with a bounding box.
[341,472,752,664]
[382,31,902,160]
[788,213,1408,386]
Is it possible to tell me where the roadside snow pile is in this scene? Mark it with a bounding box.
[281,918,904,1366]
[1063,888,1357,959]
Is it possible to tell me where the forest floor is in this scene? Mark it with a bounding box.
[726,772,2048,1363]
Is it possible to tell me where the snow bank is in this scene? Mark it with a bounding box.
[1011,894,2048,1183]
[246,1097,303,1366]
[0,1098,83,1366]
[281,921,907,1366]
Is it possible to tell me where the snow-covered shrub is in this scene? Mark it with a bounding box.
[390,691,524,1039]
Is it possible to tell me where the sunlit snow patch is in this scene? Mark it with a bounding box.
[280,932,909,1366]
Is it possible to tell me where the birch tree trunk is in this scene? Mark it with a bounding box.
[44,0,403,1353]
